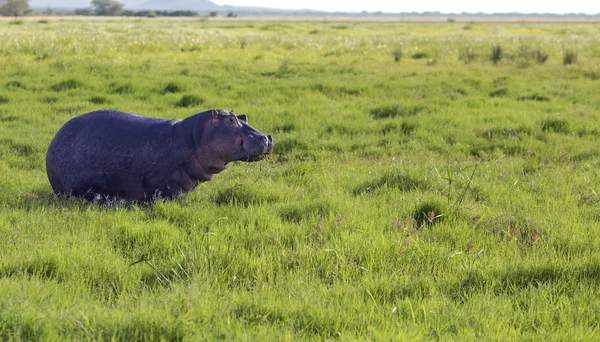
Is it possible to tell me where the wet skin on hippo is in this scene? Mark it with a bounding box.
[46,109,273,202]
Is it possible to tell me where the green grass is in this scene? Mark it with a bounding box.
[2,18,600,340]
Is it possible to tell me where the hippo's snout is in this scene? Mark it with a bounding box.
[263,135,273,154]
[241,133,272,162]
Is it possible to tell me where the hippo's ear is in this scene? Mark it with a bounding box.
[211,108,219,119]
[237,114,247,124]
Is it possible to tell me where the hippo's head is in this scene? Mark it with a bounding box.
[194,109,273,175]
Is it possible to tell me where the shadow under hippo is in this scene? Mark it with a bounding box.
[46,109,273,202]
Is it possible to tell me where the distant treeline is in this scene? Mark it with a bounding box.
[62,10,600,18]
[385,11,600,18]
[122,10,199,17]
[73,9,200,17]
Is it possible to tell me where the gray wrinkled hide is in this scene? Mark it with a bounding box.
[46,109,269,202]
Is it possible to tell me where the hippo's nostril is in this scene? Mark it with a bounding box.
[267,135,272,142]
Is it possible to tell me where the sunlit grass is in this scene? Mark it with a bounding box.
[1,19,600,340]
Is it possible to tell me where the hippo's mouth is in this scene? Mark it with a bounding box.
[207,165,228,174]
[238,135,272,162]
[239,144,272,162]
[245,154,267,162]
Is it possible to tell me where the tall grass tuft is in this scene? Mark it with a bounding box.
[352,169,430,195]
[518,93,550,102]
[51,79,83,92]
[490,44,502,64]
[213,185,279,206]
[489,88,509,98]
[277,58,290,77]
[563,49,578,65]
[380,121,418,136]
[412,200,447,227]
[89,96,110,105]
[536,49,549,64]
[412,51,429,59]
[109,82,135,95]
[370,104,427,119]
[459,47,476,63]
[393,47,402,62]
[6,80,25,90]
[161,82,184,95]
[175,94,204,108]
[541,118,569,133]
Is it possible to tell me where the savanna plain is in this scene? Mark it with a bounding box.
[1,17,600,340]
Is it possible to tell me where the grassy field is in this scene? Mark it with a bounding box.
[1,17,600,340]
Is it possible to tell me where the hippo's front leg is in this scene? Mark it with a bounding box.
[162,167,198,198]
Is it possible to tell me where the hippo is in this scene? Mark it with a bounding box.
[46,108,273,202]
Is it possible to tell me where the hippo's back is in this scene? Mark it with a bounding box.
[51,110,170,146]
[46,110,183,200]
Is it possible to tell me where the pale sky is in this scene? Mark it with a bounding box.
[213,0,599,14]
